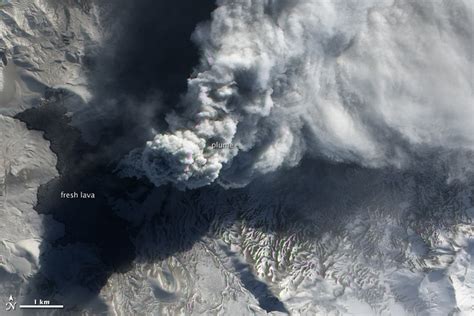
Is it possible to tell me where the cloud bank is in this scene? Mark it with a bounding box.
[121,0,474,189]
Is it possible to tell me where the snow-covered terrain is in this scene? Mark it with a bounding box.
[0,114,58,306]
[97,161,474,315]
[0,0,98,310]
[0,0,100,116]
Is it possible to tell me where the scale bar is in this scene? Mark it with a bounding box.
[20,305,64,309]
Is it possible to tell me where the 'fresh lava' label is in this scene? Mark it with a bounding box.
[60,191,96,199]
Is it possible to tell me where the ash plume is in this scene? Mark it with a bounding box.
[121,0,474,189]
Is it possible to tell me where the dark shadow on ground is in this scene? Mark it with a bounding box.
[13,0,290,313]
[15,97,466,314]
[15,98,292,313]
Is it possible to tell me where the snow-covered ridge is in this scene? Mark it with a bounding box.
[0,114,58,299]
[0,0,98,305]
[0,0,100,115]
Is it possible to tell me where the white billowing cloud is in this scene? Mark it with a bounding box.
[121,0,474,189]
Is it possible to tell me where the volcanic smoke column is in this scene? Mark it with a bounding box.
[121,0,474,189]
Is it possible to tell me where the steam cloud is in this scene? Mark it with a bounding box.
[120,0,474,189]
